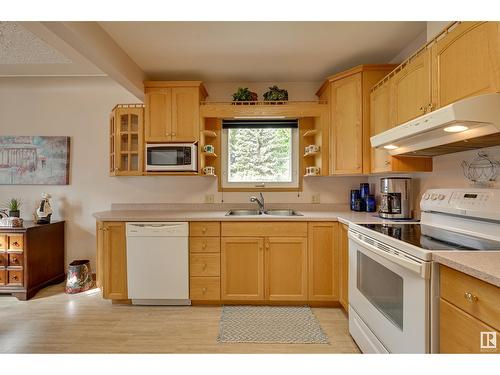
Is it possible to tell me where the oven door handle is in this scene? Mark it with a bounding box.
[349,232,428,278]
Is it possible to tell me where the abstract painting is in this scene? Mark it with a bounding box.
[0,136,70,185]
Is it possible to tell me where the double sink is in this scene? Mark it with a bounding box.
[226,209,303,217]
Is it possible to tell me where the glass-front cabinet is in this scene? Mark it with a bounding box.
[109,104,144,176]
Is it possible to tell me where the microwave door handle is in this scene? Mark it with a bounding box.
[348,232,427,278]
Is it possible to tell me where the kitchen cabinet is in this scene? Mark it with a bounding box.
[265,237,308,301]
[370,71,433,173]
[339,223,349,310]
[317,65,396,175]
[144,81,208,143]
[431,22,500,109]
[439,265,499,353]
[189,222,221,301]
[307,222,339,301]
[221,237,265,300]
[109,105,144,176]
[96,221,128,301]
[391,48,432,125]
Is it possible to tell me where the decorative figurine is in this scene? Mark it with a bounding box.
[35,193,53,224]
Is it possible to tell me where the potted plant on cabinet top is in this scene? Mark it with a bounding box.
[263,85,288,103]
[232,87,258,104]
[5,198,21,218]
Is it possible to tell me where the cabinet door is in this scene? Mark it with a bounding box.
[431,22,500,109]
[307,222,339,301]
[145,89,172,142]
[330,73,363,174]
[109,111,117,174]
[339,223,349,310]
[221,237,264,300]
[265,237,307,301]
[115,107,143,175]
[102,222,128,300]
[391,49,432,125]
[171,87,200,142]
[370,81,393,173]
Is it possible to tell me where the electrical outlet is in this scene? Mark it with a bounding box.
[311,194,320,204]
[205,194,215,204]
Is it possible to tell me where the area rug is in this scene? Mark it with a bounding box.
[217,305,329,344]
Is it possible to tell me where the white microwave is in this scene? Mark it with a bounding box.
[146,143,197,172]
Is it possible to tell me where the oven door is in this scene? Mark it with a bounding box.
[348,230,430,353]
[146,144,197,171]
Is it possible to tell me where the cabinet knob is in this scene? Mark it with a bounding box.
[202,263,207,270]
[13,275,18,281]
[202,243,207,249]
[464,291,478,303]
[428,103,435,112]
[419,106,424,112]
[202,287,207,294]
[172,132,176,136]
[166,133,170,136]
[201,227,207,233]
[384,161,391,165]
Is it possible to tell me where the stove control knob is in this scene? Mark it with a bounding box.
[431,193,438,200]
[438,194,445,200]
[423,193,430,200]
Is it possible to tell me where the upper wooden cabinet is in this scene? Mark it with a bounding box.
[391,48,432,124]
[144,81,208,143]
[431,22,500,109]
[370,80,433,174]
[317,65,396,175]
[109,105,144,176]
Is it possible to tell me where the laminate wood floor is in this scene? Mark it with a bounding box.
[0,284,360,354]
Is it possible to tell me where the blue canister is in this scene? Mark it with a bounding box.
[350,190,360,211]
[366,194,376,212]
[360,183,370,199]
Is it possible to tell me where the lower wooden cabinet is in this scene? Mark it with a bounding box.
[221,237,264,300]
[265,237,308,301]
[439,265,499,353]
[307,222,339,301]
[97,221,128,300]
[339,223,349,310]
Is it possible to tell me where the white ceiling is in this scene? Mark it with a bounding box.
[0,22,104,77]
[99,21,426,82]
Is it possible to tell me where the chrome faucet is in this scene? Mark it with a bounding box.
[250,193,265,214]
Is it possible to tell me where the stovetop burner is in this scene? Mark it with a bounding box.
[359,223,500,251]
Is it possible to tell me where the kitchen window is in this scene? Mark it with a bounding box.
[221,119,299,189]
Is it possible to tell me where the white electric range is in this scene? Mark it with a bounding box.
[347,188,500,354]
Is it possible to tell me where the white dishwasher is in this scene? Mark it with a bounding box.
[126,222,190,305]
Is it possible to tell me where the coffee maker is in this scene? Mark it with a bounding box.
[379,177,412,219]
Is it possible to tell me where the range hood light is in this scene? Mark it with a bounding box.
[443,125,469,133]
[383,144,399,150]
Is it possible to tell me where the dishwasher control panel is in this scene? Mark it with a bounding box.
[126,222,189,236]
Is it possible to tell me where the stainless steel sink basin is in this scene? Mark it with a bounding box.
[225,209,303,216]
[225,209,262,216]
[264,209,303,216]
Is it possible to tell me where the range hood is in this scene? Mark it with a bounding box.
[371,93,500,157]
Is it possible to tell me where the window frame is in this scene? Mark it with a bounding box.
[220,126,300,190]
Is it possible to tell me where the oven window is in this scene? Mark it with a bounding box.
[148,147,182,165]
[357,252,404,330]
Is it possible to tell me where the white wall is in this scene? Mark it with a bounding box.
[0,76,365,268]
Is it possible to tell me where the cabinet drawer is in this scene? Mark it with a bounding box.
[8,252,23,267]
[221,222,308,237]
[440,298,498,353]
[190,237,220,253]
[8,235,23,251]
[190,277,220,300]
[440,265,500,330]
[0,268,5,285]
[0,252,6,267]
[190,254,220,277]
[0,235,7,250]
[7,269,23,286]
[189,222,220,237]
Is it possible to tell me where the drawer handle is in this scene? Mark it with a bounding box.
[12,275,18,281]
[464,292,478,303]
[12,242,20,247]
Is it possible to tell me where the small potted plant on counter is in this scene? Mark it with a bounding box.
[232,87,258,105]
[263,85,288,104]
[5,198,21,218]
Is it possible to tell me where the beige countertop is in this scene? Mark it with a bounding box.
[433,251,500,287]
[92,208,388,223]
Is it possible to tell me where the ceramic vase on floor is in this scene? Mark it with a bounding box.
[65,260,93,294]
